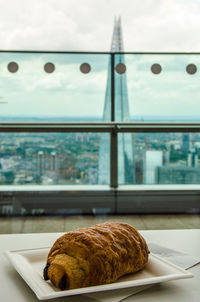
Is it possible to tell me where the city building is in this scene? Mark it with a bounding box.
[50,152,57,171]
[182,134,191,151]
[98,17,135,185]
[156,165,200,184]
[37,151,44,175]
[187,151,198,167]
[144,150,163,184]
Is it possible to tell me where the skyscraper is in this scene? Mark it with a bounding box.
[182,134,191,151]
[98,17,135,184]
[50,152,57,171]
[145,150,163,184]
[37,151,44,175]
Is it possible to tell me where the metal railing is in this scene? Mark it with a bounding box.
[1,122,200,188]
[1,51,200,189]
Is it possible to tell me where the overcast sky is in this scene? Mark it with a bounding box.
[1,0,200,119]
[0,0,200,52]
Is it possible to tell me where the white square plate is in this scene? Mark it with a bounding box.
[5,247,193,300]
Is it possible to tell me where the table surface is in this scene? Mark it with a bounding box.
[0,229,200,301]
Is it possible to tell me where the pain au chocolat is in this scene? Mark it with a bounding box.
[43,222,149,290]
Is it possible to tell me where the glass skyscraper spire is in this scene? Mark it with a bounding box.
[98,17,135,185]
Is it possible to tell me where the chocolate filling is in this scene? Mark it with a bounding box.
[43,263,50,280]
[58,274,67,290]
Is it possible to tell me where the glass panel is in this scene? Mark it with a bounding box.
[122,54,200,122]
[0,52,111,122]
[119,132,200,185]
[0,132,109,185]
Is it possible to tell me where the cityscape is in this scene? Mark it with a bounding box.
[1,18,200,187]
[0,131,200,186]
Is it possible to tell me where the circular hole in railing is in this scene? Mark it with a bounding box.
[44,62,55,73]
[115,63,126,74]
[80,63,91,74]
[186,64,197,75]
[7,62,19,73]
[151,63,162,74]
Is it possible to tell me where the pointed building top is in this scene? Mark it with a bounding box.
[111,16,124,52]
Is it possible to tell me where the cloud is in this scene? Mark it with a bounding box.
[1,0,200,119]
[0,0,200,51]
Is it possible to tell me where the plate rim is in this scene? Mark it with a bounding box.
[5,247,194,300]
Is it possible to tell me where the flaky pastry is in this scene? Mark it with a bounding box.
[43,222,149,290]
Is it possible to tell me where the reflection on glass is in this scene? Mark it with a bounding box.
[0,132,109,186]
[119,132,200,185]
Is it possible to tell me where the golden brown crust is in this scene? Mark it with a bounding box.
[44,222,149,290]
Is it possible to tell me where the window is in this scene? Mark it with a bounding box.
[0,51,200,215]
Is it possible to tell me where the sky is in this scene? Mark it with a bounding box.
[1,0,200,119]
[0,0,200,52]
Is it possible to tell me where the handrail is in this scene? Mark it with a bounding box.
[0,122,200,132]
[1,50,200,55]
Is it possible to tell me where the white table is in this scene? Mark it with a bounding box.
[0,229,200,301]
